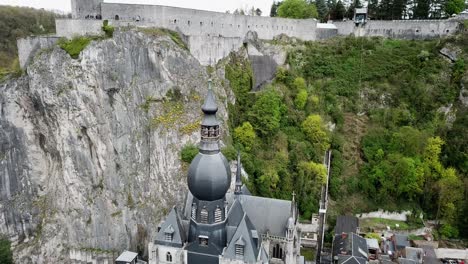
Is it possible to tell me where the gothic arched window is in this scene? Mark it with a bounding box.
[273,244,283,259]
[200,207,208,223]
[166,251,172,262]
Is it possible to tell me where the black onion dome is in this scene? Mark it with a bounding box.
[187,152,231,201]
[201,88,218,114]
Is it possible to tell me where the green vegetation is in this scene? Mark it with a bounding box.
[226,34,468,238]
[57,37,92,59]
[0,236,13,264]
[360,218,424,231]
[301,247,315,261]
[181,144,199,163]
[0,6,62,79]
[277,0,318,19]
[139,27,188,50]
[102,20,115,38]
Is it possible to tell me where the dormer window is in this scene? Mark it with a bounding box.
[235,236,245,257]
[199,235,209,246]
[200,207,208,223]
[214,206,222,223]
[164,225,174,241]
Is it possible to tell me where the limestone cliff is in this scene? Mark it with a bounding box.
[0,29,232,263]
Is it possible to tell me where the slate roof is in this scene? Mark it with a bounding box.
[421,245,441,264]
[154,207,186,247]
[399,258,418,264]
[238,195,292,237]
[335,215,359,235]
[116,251,138,262]
[224,212,260,262]
[405,247,424,263]
[333,233,368,260]
[337,255,367,264]
[394,235,410,250]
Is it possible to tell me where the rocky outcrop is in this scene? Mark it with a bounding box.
[0,29,231,263]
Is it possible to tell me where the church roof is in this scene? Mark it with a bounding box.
[154,207,186,247]
[224,212,260,262]
[239,195,292,237]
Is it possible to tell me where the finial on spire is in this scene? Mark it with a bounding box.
[235,150,242,195]
[208,79,212,90]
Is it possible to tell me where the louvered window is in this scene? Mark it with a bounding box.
[235,244,244,256]
[191,203,197,219]
[165,233,172,241]
[200,208,208,223]
[214,207,222,223]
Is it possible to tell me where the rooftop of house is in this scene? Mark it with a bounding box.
[335,215,359,235]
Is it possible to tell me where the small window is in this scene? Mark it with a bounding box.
[191,204,197,219]
[166,252,172,262]
[174,19,177,24]
[214,207,222,223]
[235,244,244,256]
[238,25,240,28]
[188,20,191,25]
[446,29,449,33]
[199,236,209,246]
[200,21,203,26]
[416,29,420,33]
[211,21,213,26]
[115,15,120,20]
[200,208,208,223]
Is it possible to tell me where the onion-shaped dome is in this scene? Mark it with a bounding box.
[187,152,231,201]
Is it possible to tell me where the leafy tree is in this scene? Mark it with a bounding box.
[277,0,319,18]
[295,89,308,109]
[316,0,330,21]
[437,168,463,222]
[297,161,327,218]
[329,0,346,20]
[413,0,431,18]
[234,122,257,151]
[270,1,281,17]
[302,114,330,155]
[445,0,465,15]
[293,77,307,91]
[249,89,283,137]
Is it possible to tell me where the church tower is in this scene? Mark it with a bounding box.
[186,80,231,264]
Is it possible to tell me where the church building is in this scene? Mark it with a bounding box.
[148,81,304,264]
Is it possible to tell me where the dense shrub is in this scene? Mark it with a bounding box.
[180,144,198,163]
[58,37,92,59]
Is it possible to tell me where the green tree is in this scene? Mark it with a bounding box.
[295,89,308,109]
[234,122,257,151]
[445,0,465,15]
[270,1,281,17]
[0,237,13,264]
[302,114,330,155]
[437,168,463,222]
[181,144,198,163]
[277,0,319,18]
[413,0,431,18]
[249,89,283,137]
[316,0,330,21]
[293,77,307,91]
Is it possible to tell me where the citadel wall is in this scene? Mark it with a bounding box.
[71,0,103,19]
[56,19,103,38]
[17,36,60,69]
[334,19,461,39]
[100,3,318,41]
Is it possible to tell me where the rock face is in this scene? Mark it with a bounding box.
[0,29,231,263]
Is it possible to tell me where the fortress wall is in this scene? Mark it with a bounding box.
[362,20,460,39]
[187,35,244,66]
[71,0,102,19]
[17,36,60,69]
[101,3,318,41]
[334,20,460,39]
[56,19,103,38]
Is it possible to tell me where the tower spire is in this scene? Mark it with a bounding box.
[200,79,220,153]
[235,150,242,195]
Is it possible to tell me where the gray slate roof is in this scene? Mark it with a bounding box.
[335,215,359,235]
[238,195,292,237]
[224,212,260,262]
[333,233,368,260]
[394,235,409,249]
[154,207,186,247]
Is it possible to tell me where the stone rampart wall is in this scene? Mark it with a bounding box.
[56,19,103,38]
[17,36,60,69]
[101,3,318,41]
[335,20,461,39]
